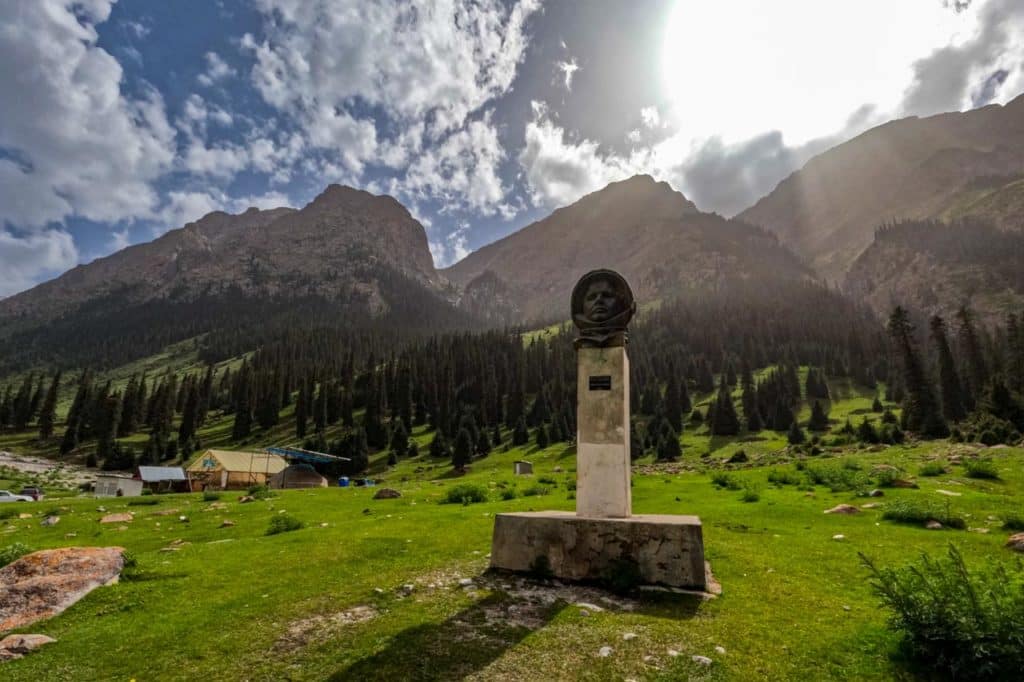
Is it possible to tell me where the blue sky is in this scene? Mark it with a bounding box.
[2,0,1023,296]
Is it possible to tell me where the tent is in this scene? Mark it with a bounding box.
[186,450,287,490]
[269,463,328,489]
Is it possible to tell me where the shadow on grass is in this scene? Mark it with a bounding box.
[328,593,565,681]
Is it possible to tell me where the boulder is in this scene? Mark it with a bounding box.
[824,504,860,515]
[867,489,884,497]
[373,488,402,500]
[238,496,254,503]
[889,479,918,489]
[219,520,236,528]
[925,520,944,530]
[1007,533,1024,553]
[0,633,56,661]
[99,513,132,524]
[40,516,59,527]
[0,547,124,631]
[726,451,749,463]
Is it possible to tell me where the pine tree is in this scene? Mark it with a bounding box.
[475,427,492,457]
[295,378,309,439]
[37,371,61,440]
[95,393,122,467]
[808,400,830,431]
[872,395,883,412]
[389,418,409,460]
[665,371,684,432]
[429,429,451,459]
[536,423,550,449]
[710,378,740,435]
[656,421,682,461]
[930,315,967,423]
[956,306,987,409]
[888,307,948,438]
[787,420,806,445]
[452,428,473,470]
[178,381,200,453]
[512,416,529,446]
[232,366,254,440]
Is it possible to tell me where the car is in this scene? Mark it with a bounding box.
[0,490,33,503]
[19,487,44,501]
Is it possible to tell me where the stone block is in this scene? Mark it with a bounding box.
[576,346,630,518]
[490,511,706,589]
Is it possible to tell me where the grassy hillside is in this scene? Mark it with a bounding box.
[1,377,1022,680]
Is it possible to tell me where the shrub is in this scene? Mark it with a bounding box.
[441,483,488,505]
[767,468,801,486]
[710,472,742,490]
[881,498,966,529]
[804,463,871,493]
[202,491,222,502]
[861,545,1024,681]
[0,508,17,520]
[1002,515,1024,531]
[248,484,276,500]
[918,461,945,477]
[265,514,304,536]
[873,467,900,488]
[0,542,32,568]
[521,484,551,497]
[537,476,557,485]
[739,487,760,503]
[127,497,160,506]
[964,459,1000,480]
[500,488,517,501]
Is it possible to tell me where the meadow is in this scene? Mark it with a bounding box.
[1,408,1022,681]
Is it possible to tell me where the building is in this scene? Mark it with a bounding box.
[514,460,534,475]
[186,450,287,490]
[269,463,328,489]
[137,466,190,493]
[95,474,144,498]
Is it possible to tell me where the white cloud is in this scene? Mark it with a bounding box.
[401,114,508,215]
[556,58,579,91]
[197,51,236,87]
[0,229,78,297]
[428,220,470,267]
[519,102,642,207]
[158,191,223,232]
[108,228,131,252]
[245,0,539,191]
[0,0,176,230]
[640,106,661,129]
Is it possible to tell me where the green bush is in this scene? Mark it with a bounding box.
[710,472,742,490]
[804,463,871,493]
[537,476,557,485]
[861,545,1024,681]
[265,514,304,536]
[0,508,18,520]
[873,467,900,488]
[881,499,966,529]
[964,459,1000,480]
[918,461,946,477]
[739,487,760,503]
[767,468,801,486]
[127,497,160,506]
[441,483,488,505]
[202,491,222,502]
[1002,515,1024,531]
[0,542,32,568]
[500,488,517,501]
[521,484,551,497]
[248,484,276,500]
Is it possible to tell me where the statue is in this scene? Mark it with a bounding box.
[570,269,636,349]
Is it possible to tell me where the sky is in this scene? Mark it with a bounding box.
[1,0,1023,297]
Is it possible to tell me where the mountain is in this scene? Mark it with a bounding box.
[0,185,469,372]
[444,175,812,323]
[844,218,1024,322]
[739,94,1024,283]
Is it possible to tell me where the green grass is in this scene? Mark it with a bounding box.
[0,435,1019,680]
[0,365,1021,680]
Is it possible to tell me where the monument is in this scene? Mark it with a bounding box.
[490,269,707,589]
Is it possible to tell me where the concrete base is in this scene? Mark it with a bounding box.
[490,511,706,589]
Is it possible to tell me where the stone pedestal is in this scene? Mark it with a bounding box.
[490,511,706,589]
[576,346,630,518]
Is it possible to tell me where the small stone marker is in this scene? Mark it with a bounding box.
[99,513,132,524]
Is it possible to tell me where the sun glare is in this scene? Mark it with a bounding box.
[661,0,976,146]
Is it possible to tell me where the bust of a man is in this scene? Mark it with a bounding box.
[571,269,636,349]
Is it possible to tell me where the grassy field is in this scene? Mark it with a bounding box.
[1,403,1022,680]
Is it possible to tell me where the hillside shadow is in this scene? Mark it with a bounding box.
[328,593,565,681]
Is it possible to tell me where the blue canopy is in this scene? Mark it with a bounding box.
[265,446,349,464]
